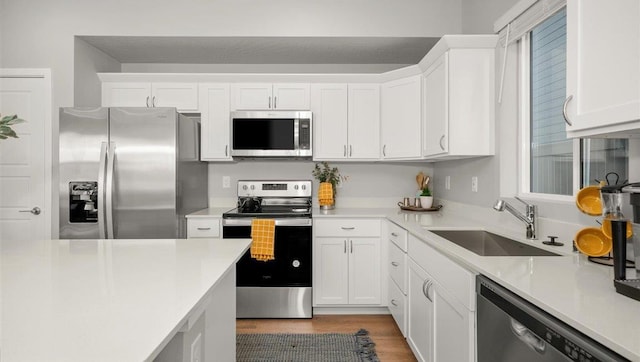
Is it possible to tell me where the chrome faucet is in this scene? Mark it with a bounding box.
[493,197,538,240]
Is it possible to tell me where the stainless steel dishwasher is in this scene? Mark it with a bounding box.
[476,275,629,362]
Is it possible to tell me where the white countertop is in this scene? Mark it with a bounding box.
[188,206,640,360]
[1,237,251,362]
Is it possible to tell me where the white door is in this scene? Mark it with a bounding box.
[102,82,151,107]
[151,82,199,111]
[423,54,448,157]
[381,75,422,159]
[272,83,310,110]
[0,71,50,243]
[233,83,272,110]
[199,83,232,161]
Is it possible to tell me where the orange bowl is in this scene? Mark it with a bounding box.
[576,186,602,216]
[575,227,612,257]
[601,219,633,239]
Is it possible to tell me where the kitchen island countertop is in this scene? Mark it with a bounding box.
[1,237,250,362]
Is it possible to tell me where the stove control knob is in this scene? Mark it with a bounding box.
[250,185,255,190]
[302,185,307,190]
[242,185,248,191]
[294,185,299,190]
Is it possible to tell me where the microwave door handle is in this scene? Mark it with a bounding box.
[294,118,300,152]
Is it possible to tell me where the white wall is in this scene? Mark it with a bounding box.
[208,161,434,207]
[461,0,516,34]
[74,38,121,107]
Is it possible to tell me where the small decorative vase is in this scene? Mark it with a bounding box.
[318,182,335,210]
[419,196,433,209]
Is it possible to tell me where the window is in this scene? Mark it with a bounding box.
[524,8,628,197]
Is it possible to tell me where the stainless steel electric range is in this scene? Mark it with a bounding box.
[222,180,312,318]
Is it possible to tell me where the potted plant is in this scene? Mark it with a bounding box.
[419,185,433,209]
[0,114,25,140]
[312,162,341,209]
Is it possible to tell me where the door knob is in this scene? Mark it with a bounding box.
[19,207,41,215]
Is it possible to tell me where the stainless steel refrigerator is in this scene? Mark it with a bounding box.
[59,107,207,239]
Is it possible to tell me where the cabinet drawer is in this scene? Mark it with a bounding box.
[408,234,476,310]
[388,241,407,294]
[314,218,381,237]
[187,218,220,238]
[387,221,408,251]
[388,276,407,337]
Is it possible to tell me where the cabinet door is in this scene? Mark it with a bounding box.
[381,75,422,159]
[199,83,232,161]
[102,82,151,107]
[151,83,199,111]
[348,84,380,160]
[313,238,349,305]
[566,0,640,134]
[348,238,381,305]
[273,83,310,110]
[423,54,448,157]
[311,84,348,160]
[407,260,433,362]
[433,281,474,362]
[233,83,272,110]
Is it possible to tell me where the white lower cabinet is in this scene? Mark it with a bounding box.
[407,233,476,362]
[186,217,221,238]
[313,218,382,306]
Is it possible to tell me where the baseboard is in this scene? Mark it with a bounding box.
[313,307,390,315]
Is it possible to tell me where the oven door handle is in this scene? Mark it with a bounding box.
[222,218,312,227]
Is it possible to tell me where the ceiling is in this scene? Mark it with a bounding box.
[80,36,440,65]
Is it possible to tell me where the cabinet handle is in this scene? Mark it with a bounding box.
[425,280,433,302]
[341,226,355,230]
[344,240,347,254]
[268,96,272,109]
[422,279,429,297]
[344,145,347,157]
[225,145,228,157]
[274,96,277,109]
[349,145,352,157]
[562,95,573,126]
[146,96,150,107]
[350,239,353,253]
[391,232,398,237]
[391,261,399,267]
[152,96,157,107]
[383,144,387,157]
[439,135,445,150]
[390,299,398,307]
[197,227,211,230]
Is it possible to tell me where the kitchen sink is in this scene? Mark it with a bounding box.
[429,230,560,256]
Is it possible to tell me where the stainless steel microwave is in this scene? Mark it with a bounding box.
[230,111,312,158]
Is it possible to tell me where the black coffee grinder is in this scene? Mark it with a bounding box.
[602,183,640,301]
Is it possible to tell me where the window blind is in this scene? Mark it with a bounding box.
[495,0,566,46]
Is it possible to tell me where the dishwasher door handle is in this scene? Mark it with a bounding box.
[510,318,546,354]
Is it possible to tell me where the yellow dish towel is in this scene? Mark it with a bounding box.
[318,182,334,206]
[251,219,275,262]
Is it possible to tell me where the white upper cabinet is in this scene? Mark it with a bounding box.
[565,0,640,138]
[233,83,310,110]
[102,82,199,111]
[311,84,349,159]
[348,84,380,160]
[312,83,380,160]
[199,83,232,161]
[381,75,422,159]
[421,36,496,160]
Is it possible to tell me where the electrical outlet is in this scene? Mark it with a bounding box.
[222,176,230,188]
[190,333,202,362]
[471,176,478,192]
[445,176,451,190]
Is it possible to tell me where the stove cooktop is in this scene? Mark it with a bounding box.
[222,206,312,219]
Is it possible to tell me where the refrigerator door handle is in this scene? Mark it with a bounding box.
[97,142,108,239]
[105,142,116,239]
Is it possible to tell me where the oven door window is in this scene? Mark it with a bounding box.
[232,119,294,150]
[230,226,312,287]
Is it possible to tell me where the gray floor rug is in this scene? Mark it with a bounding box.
[236,329,380,362]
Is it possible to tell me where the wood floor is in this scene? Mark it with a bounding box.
[237,314,417,361]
